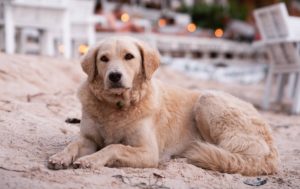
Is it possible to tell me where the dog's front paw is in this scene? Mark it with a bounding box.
[73,157,92,169]
[73,155,105,169]
[48,151,73,170]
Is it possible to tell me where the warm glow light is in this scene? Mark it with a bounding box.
[214,28,224,38]
[158,18,166,27]
[78,44,89,55]
[121,13,130,22]
[187,23,196,32]
[58,44,64,54]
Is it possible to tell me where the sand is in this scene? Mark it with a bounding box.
[0,53,299,189]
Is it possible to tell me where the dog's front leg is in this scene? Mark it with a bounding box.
[48,113,101,170]
[48,137,98,170]
[73,144,158,169]
[73,121,159,169]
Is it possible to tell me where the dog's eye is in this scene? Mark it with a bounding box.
[124,53,134,60]
[100,55,109,63]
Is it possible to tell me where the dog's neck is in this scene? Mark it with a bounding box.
[88,76,151,110]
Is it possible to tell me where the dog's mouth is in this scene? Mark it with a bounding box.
[110,82,124,88]
[107,87,130,95]
[105,81,131,95]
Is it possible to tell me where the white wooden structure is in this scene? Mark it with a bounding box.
[68,0,106,57]
[1,0,108,58]
[2,0,71,58]
[254,3,300,114]
[1,0,266,65]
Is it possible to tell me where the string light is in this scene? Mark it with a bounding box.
[215,28,224,38]
[121,13,130,22]
[78,44,89,55]
[187,23,196,32]
[158,18,166,27]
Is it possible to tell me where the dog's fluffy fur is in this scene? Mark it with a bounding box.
[48,36,278,176]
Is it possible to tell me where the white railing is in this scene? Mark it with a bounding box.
[0,0,267,67]
[1,0,71,58]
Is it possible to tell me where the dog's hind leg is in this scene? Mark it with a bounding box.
[184,91,278,175]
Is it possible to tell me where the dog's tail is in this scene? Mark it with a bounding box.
[184,142,278,176]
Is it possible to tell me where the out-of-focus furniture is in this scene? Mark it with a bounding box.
[2,0,71,58]
[254,2,300,114]
[99,2,152,33]
[68,0,106,57]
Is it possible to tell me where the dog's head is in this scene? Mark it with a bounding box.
[81,36,160,95]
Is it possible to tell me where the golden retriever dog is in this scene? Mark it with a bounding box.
[48,36,278,176]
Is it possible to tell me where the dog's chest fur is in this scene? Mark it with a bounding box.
[79,82,155,146]
[94,108,150,145]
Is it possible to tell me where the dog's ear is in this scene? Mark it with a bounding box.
[81,45,100,82]
[135,40,160,80]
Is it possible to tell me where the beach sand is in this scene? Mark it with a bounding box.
[0,53,299,189]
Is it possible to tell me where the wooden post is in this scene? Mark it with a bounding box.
[274,74,286,103]
[292,73,300,114]
[4,3,15,54]
[262,49,275,110]
[87,22,95,47]
[62,10,71,58]
[41,30,55,56]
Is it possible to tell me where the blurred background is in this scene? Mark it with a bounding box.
[1,2,300,188]
[0,0,300,113]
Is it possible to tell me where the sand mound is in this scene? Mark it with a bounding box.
[0,53,299,189]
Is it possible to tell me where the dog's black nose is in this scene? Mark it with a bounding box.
[109,72,122,83]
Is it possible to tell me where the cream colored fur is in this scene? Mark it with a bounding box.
[48,36,278,176]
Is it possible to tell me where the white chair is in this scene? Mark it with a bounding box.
[2,0,71,58]
[254,3,300,114]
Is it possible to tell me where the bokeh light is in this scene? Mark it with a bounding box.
[158,18,167,27]
[214,28,224,38]
[187,23,197,32]
[78,44,89,54]
[121,13,130,22]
